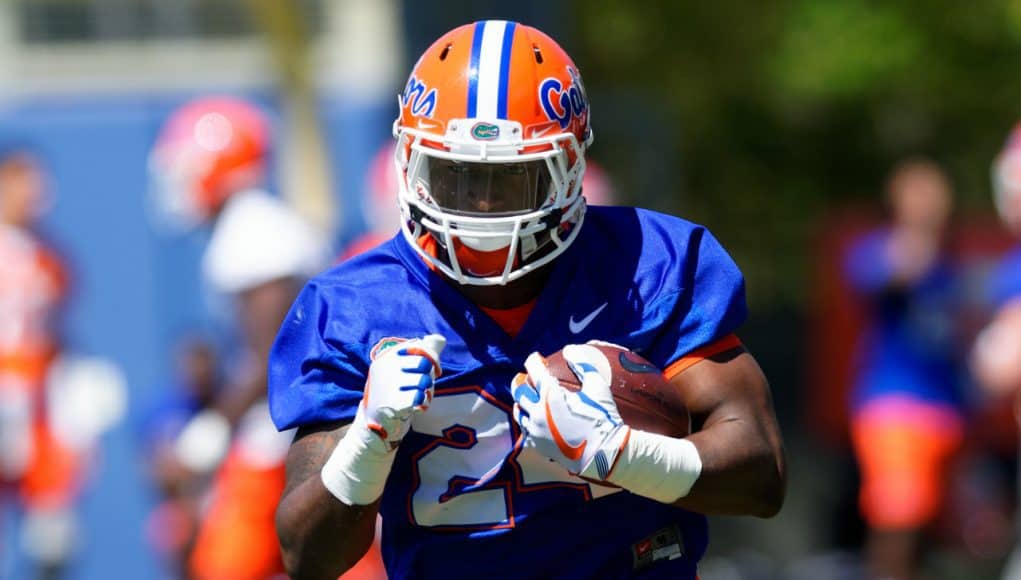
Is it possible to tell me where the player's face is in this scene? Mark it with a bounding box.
[424,158,552,216]
[0,155,46,228]
[179,341,219,402]
[889,169,952,231]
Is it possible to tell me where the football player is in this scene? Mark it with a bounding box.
[149,97,328,580]
[974,124,1021,580]
[139,337,221,576]
[0,147,80,580]
[843,159,965,580]
[270,21,785,579]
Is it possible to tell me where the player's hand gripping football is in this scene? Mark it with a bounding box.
[356,334,446,452]
[512,344,631,481]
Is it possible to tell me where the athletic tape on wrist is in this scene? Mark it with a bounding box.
[607,429,702,503]
[320,420,397,506]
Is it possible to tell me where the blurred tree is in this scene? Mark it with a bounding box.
[244,0,335,232]
[572,0,1021,310]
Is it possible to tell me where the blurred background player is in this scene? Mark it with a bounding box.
[149,96,328,580]
[0,147,81,580]
[139,337,221,577]
[844,158,966,579]
[337,142,403,261]
[974,123,1021,580]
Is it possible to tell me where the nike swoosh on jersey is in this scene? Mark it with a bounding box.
[569,302,608,334]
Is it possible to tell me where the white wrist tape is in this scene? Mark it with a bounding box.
[607,430,702,503]
[320,418,397,506]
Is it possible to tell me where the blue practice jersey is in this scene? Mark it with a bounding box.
[844,230,963,410]
[269,206,748,579]
[989,245,1021,309]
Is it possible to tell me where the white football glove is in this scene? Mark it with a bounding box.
[322,333,446,506]
[357,334,446,452]
[512,344,631,481]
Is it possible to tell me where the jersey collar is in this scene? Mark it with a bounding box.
[392,231,585,362]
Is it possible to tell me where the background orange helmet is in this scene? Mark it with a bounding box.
[149,97,269,227]
[394,20,593,285]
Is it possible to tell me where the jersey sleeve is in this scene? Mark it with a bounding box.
[989,249,1021,309]
[268,280,368,430]
[645,227,748,373]
[843,231,894,293]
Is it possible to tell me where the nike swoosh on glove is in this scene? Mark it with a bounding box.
[512,343,630,481]
[358,334,446,452]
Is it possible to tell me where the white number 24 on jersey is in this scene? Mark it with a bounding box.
[409,387,618,529]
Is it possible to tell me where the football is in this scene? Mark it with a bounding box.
[542,342,690,438]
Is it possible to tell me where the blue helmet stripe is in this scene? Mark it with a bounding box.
[496,21,517,119]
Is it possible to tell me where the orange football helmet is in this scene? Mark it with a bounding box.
[394,20,593,285]
[149,97,270,227]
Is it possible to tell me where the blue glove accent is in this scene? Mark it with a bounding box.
[513,381,541,405]
[576,391,618,425]
[568,360,618,425]
[397,352,438,407]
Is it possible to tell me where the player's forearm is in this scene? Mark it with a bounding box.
[604,421,784,516]
[276,479,378,579]
[278,422,388,578]
[673,419,786,517]
[972,304,1021,395]
[647,351,786,516]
